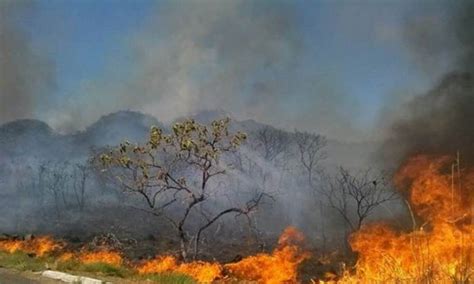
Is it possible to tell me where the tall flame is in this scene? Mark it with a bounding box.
[343,155,474,283]
[225,226,310,283]
[137,227,308,283]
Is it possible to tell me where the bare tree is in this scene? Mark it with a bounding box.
[293,130,328,246]
[253,126,292,162]
[72,163,89,212]
[294,130,327,189]
[98,118,268,260]
[322,167,397,232]
[41,162,70,219]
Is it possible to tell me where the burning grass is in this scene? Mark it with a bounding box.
[0,236,191,282]
[77,250,123,266]
[136,226,309,283]
[336,155,474,283]
[137,255,222,283]
[0,235,63,257]
[0,227,311,283]
[4,156,468,283]
[225,227,310,283]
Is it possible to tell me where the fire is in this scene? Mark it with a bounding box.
[0,239,21,254]
[58,251,74,262]
[343,155,474,283]
[225,226,310,283]
[137,255,222,282]
[137,255,177,273]
[136,227,308,283]
[0,236,62,257]
[77,250,123,266]
[0,230,309,282]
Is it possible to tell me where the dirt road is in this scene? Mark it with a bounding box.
[0,268,62,284]
[0,269,39,283]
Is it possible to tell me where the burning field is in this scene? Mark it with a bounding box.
[2,1,474,283]
[338,154,474,283]
[2,156,474,284]
[1,104,474,282]
[0,227,310,283]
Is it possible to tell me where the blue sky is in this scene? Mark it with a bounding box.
[7,0,456,140]
[26,0,154,101]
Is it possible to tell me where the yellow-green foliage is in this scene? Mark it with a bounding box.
[97,117,247,219]
[141,273,197,284]
[0,251,50,271]
[57,259,132,278]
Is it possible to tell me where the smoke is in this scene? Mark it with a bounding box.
[49,0,360,141]
[0,1,54,123]
[402,5,458,77]
[380,1,474,167]
[52,0,300,129]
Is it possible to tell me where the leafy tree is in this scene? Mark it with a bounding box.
[98,118,266,260]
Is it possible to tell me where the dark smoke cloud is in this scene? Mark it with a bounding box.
[456,1,474,72]
[381,2,474,167]
[0,1,55,123]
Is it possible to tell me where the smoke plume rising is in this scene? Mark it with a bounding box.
[381,1,474,167]
[0,1,54,123]
[48,0,361,141]
[52,0,301,129]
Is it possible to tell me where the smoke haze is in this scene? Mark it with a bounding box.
[381,1,474,167]
[51,1,302,130]
[0,1,54,123]
[2,0,472,149]
[26,0,363,141]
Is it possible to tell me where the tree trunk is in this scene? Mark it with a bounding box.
[178,229,188,261]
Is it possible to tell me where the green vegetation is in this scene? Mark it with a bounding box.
[56,259,195,283]
[56,259,132,278]
[139,273,197,284]
[0,251,50,271]
[0,251,194,283]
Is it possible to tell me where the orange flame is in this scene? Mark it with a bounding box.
[77,250,123,266]
[0,229,309,282]
[137,227,308,283]
[225,226,310,284]
[58,251,75,262]
[137,255,222,283]
[0,236,62,257]
[343,155,474,283]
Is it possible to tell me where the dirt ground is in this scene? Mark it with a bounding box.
[0,268,186,284]
[0,268,51,284]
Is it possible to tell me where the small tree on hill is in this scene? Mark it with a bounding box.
[98,118,267,260]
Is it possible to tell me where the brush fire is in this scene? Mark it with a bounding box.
[1,154,473,283]
[0,236,63,257]
[339,154,474,283]
[2,2,474,282]
[0,227,309,282]
[1,106,474,283]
